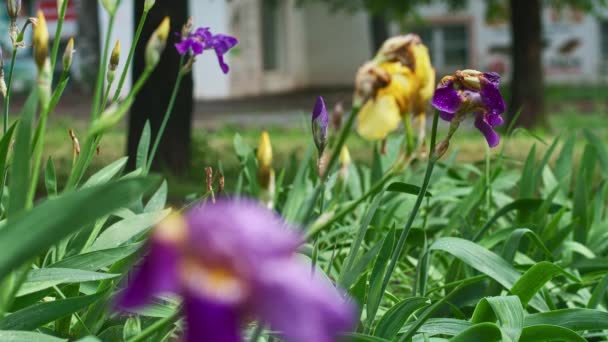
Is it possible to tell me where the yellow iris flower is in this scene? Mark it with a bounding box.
[356,43,435,142]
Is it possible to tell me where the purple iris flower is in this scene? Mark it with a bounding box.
[431,71,506,147]
[175,27,238,74]
[117,199,354,342]
[312,96,329,154]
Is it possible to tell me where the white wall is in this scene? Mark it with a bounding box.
[303,3,372,86]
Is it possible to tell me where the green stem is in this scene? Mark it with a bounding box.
[145,57,186,173]
[50,0,70,72]
[372,110,440,321]
[306,170,395,239]
[3,49,17,134]
[301,105,360,225]
[112,10,149,103]
[127,308,181,342]
[99,80,113,114]
[90,14,115,121]
[26,105,49,206]
[65,69,152,190]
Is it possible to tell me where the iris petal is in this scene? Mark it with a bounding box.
[253,260,354,342]
[474,114,500,147]
[439,111,455,122]
[431,81,463,114]
[480,77,505,115]
[356,95,402,141]
[184,293,242,342]
[116,240,181,310]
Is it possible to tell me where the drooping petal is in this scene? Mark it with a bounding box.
[183,293,242,342]
[474,114,500,147]
[487,113,504,127]
[483,72,501,85]
[186,199,302,272]
[356,95,402,141]
[175,40,192,55]
[431,81,463,114]
[439,111,455,122]
[480,76,505,115]
[253,260,354,342]
[211,34,238,74]
[116,240,181,310]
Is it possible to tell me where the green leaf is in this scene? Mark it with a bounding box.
[0,291,106,330]
[8,91,38,216]
[519,325,585,342]
[44,157,57,197]
[429,237,547,311]
[554,134,574,188]
[82,157,128,188]
[511,261,579,307]
[473,199,563,241]
[471,296,523,342]
[339,190,385,286]
[0,177,157,277]
[50,243,143,271]
[588,273,608,309]
[375,297,429,340]
[500,228,553,263]
[0,331,66,341]
[449,322,502,342]
[17,268,118,296]
[342,333,390,342]
[386,182,432,197]
[0,122,18,194]
[144,180,168,213]
[88,209,170,252]
[519,144,537,198]
[584,129,608,177]
[400,318,471,337]
[367,227,396,325]
[136,120,151,170]
[524,309,608,331]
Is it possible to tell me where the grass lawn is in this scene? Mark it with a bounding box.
[42,107,607,200]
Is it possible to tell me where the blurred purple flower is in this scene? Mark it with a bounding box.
[431,71,505,147]
[175,27,238,74]
[312,96,329,154]
[117,199,354,342]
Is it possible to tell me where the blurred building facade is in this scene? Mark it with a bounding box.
[6,0,608,99]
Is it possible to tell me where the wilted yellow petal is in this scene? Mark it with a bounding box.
[357,95,401,141]
[411,44,435,103]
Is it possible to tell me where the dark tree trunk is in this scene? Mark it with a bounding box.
[508,0,546,128]
[76,0,100,91]
[128,0,193,174]
[369,13,389,52]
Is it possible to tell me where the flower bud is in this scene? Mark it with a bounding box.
[57,0,65,13]
[37,59,52,108]
[339,146,351,181]
[144,0,156,12]
[109,40,120,71]
[256,131,272,171]
[354,61,391,107]
[181,16,193,38]
[433,140,450,160]
[63,37,75,72]
[33,10,49,71]
[218,172,225,194]
[7,0,21,21]
[101,0,119,15]
[69,129,81,155]
[145,17,170,70]
[311,96,328,155]
[256,131,273,190]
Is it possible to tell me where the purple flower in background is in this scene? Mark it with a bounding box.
[175,27,238,74]
[431,70,505,147]
[312,96,329,154]
[117,199,354,342]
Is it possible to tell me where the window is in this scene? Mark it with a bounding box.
[411,23,470,72]
[261,0,279,71]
